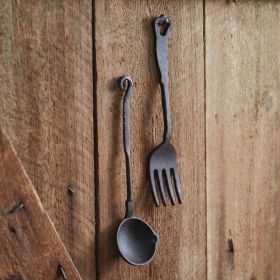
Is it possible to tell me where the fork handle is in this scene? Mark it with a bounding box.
[154,15,172,142]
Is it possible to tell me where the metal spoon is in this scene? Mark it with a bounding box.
[117,75,159,266]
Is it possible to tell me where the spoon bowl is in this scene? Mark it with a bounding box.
[117,217,159,266]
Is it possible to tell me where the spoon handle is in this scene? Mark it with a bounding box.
[119,76,134,218]
[153,14,172,143]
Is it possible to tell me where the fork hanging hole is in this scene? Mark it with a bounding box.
[158,21,170,36]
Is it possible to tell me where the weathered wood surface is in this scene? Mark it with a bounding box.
[1,0,280,279]
[0,1,95,279]
[206,1,280,279]
[94,1,206,279]
[0,128,82,280]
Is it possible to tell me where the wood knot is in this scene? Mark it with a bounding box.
[9,225,17,234]
[228,238,234,254]
[5,273,23,280]
[227,238,235,270]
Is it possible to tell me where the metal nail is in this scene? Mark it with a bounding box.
[8,202,25,214]
[57,264,67,279]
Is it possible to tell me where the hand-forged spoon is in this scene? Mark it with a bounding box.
[117,75,159,266]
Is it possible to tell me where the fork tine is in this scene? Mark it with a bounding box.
[163,170,175,205]
[157,170,167,206]
[149,168,160,206]
[172,168,182,204]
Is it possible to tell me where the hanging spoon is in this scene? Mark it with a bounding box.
[116,75,159,266]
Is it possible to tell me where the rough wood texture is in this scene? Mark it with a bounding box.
[206,1,280,279]
[95,1,205,279]
[0,128,82,280]
[2,0,280,279]
[0,1,95,279]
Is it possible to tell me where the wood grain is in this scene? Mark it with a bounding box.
[0,128,82,280]
[0,1,95,279]
[206,1,280,279]
[94,1,206,279]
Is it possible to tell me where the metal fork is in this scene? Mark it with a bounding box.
[148,15,182,206]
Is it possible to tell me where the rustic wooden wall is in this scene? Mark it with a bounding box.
[0,1,95,280]
[205,1,280,279]
[0,0,280,279]
[0,128,82,279]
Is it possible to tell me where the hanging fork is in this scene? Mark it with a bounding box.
[148,15,182,206]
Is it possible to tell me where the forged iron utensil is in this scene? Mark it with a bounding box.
[117,76,159,266]
[148,15,182,206]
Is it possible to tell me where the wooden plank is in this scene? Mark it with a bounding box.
[206,1,280,279]
[0,128,82,279]
[0,1,94,279]
[95,1,205,279]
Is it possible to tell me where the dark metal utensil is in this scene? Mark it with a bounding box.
[148,15,182,206]
[117,76,159,266]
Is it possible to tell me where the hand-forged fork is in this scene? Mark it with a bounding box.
[148,14,182,206]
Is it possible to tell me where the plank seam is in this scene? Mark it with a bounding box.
[92,0,100,279]
[203,0,208,279]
